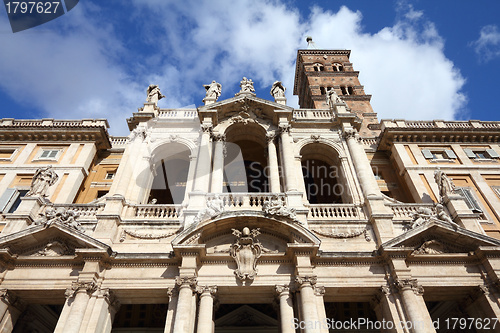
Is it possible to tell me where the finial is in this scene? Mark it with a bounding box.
[306,36,317,49]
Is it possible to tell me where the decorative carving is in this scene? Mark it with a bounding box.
[343,129,357,140]
[34,207,83,232]
[65,281,98,299]
[411,203,457,229]
[275,284,290,295]
[270,81,286,99]
[238,77,255,94]
[295,275,317,288]
[201,124,213,134]
[412,240,447,255]
[129,127,148,142]
[211,133,226,142]
[266,132,277,143]
[230,227,262,281]
[310,134,320,142]
[314,286,326,296]
[146,84,165,104]
[312,228,371,242]
[262,195,296,220]
[194,195,225,224]
[278,123,290,134]
[119,229,178,242]
[0,289,18,306]
[33,240,73,256]
[197,285,218,297]
[175,276,197,289]
[326,88,343,108]
[395,279,424,295]
[203,81,222,100]
[26,165,58,197]
[434,169,456,203]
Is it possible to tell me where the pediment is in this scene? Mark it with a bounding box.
[381,220,500,254]
[215,305,279,327]
[0,223,112,259]
[198,95,293,126]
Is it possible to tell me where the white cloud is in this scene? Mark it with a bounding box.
[471,25,500,62]
[0,0,466,135]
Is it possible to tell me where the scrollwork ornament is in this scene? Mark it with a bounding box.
[395,279,424,295]
[197,285,218,297]
[201,124,213,134]
[275,284,290,295]
[343,129,357,140]
[175,276,198,289]
[65,281,98,299]
[295,275,318,288]
[278,123,291,134]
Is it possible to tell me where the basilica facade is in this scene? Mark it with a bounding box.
[0,48,500,332]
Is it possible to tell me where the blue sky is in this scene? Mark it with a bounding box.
[0,0,499,135]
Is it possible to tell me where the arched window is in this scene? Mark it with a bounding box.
[148,143,190,204]
[224,123,269,193]
[300,143,350,204]
[332,63,344,72]
[312,63,325,72]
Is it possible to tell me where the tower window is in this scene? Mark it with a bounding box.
[332,63,344,72]
[312,63,324,72]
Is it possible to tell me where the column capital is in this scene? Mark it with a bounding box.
[343,128,358,141]
[65,281,98,299]
[275,284,290,295]
[167,287,179,300]
[0,289,24,310]
[314,285,325,297]
[394,278,424,296]
[211,133,226,142]
[295,275,317,289]
[175,276,198,290]
[197,285,218,297]
[478,283,499,296]
[278,123,291,135]
[201,124,213,134]
[266,132,277,143]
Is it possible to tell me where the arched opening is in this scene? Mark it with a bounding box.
[148,143,191,204]
[332,62,344,72]
[224,123,269,193]
[300,143,350,204]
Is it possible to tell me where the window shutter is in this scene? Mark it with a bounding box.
[48,150,58,158]
[40,150,50,158]
[0,188,18,213]
[444,149,457,159]
[457,187,482,213]
[421,149,433,159]
[486,149,499,159]
[463,149,476,159]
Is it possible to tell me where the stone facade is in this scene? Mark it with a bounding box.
[0,48,499,332]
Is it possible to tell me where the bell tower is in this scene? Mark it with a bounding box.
[293,39,379,136]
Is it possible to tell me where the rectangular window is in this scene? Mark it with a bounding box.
[37,149,61,161]
[421,148,457,161]
[105,172,115,180]
[464,148,499,160]
[0,148,17,161]
[0,188,28,213]
[455,187,483,213]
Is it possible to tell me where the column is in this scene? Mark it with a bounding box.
[82,289,120,333]
[374,286,405,333]
[196,286,217,333]
[466,285,500,323]
[296,276,320,333]
[395,279,435,333]
[193,124,212,193]
[0,290,23,333]
[165,288,179,333]
[173,277,197,333]
[267,133,281,193]
[280,124,298,192]
[343,129,380,198]
[55,282,97,333]
[210,134,225,193]
[314,286,328,333]
[275,285,295,333]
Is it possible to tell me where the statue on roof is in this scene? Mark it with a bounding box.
[203,80,222,100]
[146,84,165,105]
[239,77,255,94]
[270,81,286,99]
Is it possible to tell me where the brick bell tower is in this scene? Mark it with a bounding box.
[293,37,379,137]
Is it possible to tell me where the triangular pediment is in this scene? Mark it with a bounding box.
[381,220,500,254]
[215,304,279,327]
[0,223,112,258]
[198,95,293,126]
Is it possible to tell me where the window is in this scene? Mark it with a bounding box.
[37,149,61,161]
[0,188,28,214]
[312,63,324,72]
[455,187,483,214]
[332,63,343,72]
[105,172,115,180]
[421,149,457,161]
[463,148,499,160]
[0,148,18,161]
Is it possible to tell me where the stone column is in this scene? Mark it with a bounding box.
[55,282,97,333]
[267,133,281,193]
[296,276,320,333]
[196,286,217,333]
[395,279,435,333]
[81,289,120,333]
[275,285,295,333]
[314,286,328,333]
[193,124,213,193]
[343,129,380,199]
[173,277,197,333]
[279,124,298,192]
[0,290,23,333]
[165,288,179,333]
[210,134,226,193]
[465,285,500,325]
[374,286,405,333]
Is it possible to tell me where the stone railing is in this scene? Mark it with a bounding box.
[382,119,500,130]
[41,203,105,219]
[389,203,435,220]
[158,109,198,119]
[0,118,109,128]
[110,136,128,146]
[132,204,181,219]
[307,204,365,220]
[293,109,333,120]
[206,193,285,210]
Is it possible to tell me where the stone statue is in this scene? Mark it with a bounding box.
[434,169,456,202]
[410,204,458,229]
[193,195,225,224]
[270,81,286,99]
[230,227,262,281]
[262,195,296,220]
[34,207,82,231]
[435,204,457,226]
[203,81,222,100]
[326,88,343,108]
[146,84,165,104]
[27,166,58,197]
[239,77,255,94]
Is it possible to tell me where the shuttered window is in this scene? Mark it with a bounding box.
[455,187,482,213]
